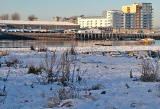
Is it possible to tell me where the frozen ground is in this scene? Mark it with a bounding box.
[0,48,160,109]
[0,45,160,52]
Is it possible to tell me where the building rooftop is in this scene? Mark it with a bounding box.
[103,10,122,12]
[0,20,78,26]
[79,16,106,19]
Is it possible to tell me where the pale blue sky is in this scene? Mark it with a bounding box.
[0,0,159,27]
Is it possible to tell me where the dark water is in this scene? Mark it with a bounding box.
[0,40,159,48]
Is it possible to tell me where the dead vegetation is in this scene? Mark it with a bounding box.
[88,83,102,91]
[38,48,48,52]
[30,47,82,86]
[56,86,79,100]
[5,58,20,68]
[30,45,35,51]
[140,59,159,82]
[45,85,79,108]
[0,85,7,104]
[27,65,43,75]
[0,51,9,58]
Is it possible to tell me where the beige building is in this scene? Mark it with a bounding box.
[122,3,152,30]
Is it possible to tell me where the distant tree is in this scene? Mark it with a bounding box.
[11,13,20,20]
[80,15,85,17]
[28,15,37,21]
[0,14,9,20]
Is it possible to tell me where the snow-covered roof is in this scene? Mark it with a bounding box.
[0,20,78,26]
[79,16,106,19]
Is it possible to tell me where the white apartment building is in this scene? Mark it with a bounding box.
[78,16,108,28]
[78,10,123,29]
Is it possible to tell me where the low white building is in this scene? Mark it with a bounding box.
[78,16,107,28]
[78,10,123,29]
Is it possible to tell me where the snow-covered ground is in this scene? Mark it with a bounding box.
[0,47,160,109]
[0,45,160,52]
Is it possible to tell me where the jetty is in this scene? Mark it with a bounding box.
[75,33,160,40]
[0,32,75,40]
[1,32,160,40]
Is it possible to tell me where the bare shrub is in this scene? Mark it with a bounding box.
[140,59,159,82]
[70,45,77,55]
[0,85,7,104]
[87,83,102,91]
[0,51,9,58]
[130,69,133,78]
[38,47,47,52]
[65,46,77,63]
[57,51,82,86]
[0,14,9,20]
[37,50,83,85]
[28,65,43,75]
[3,69,10,82]
[36,51,57,84]
[125,83,130,89]
[0,85,6,96]
[5,58,20,68]
[11,12,20,20]
[45,97,60,108]
[28,15,37,21]
[43,51,57,83]
[55,86,79,101]
[30,45,35,51]
[57,51,71,86]
[45,86,78,108]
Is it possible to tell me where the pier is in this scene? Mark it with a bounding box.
[75,33,160,40]
[1,32,160,40]
[0,32,76,40]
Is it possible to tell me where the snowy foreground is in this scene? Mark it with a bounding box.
[1,45,160,52]
[0,47,160,109]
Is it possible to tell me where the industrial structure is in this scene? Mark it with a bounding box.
[0,20,80,30]
[53,16,78,24]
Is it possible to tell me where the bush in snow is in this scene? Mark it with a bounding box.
[70,45,77,56]
[38,51,57,84]
[36,50,82,86]
[38,47,47,52]
[30,45,35,51]
[0,85,7,104]
[6,58,20,68]
[140,59,159,82]
[0,51,9,58]
[55,86,79,101]
[28,65,43,75]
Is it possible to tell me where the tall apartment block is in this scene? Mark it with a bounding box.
[142,3,152,29]
[122,3,153,30]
